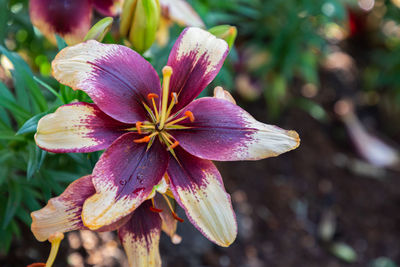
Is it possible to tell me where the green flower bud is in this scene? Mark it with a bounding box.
[84,17,114,42]
[208,25,237,49]
[120,0,161,53]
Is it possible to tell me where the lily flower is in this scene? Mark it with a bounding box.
[31,175,180,267]
[29,0,121,45]
[157,0,205,46]
[34,27,299,266]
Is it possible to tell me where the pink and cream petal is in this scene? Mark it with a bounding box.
[167,27,229,113]
[35,102,128,153]
[118,201,162,267]
[93,0,122,16]
[167,148,237,247]
[29,0,92,45]
[52,40,161,123]
[31,175,95,242]
[153,194,178,241]
[171,97,300,161]
[82,133,169,230]
[160,0,205,27]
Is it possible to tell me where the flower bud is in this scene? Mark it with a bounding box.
[84,17,114,42]
[120,0,161,53]
[208,25,237,49]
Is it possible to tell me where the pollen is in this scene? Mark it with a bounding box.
[184,111,195,122]
[135,121,143,134]
[134,136,150,143]
[147,93,159,100]
[149,206,163,213]
[167,140,179,151]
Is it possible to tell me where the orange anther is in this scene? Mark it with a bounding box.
[149,206,163,213]
[134,136,150,143]
[167,140,179,151]
[147,93,159,100]
[172,212,184,223]
[184,111,195,122]
[27,263,46,267]
[135,121,143,134]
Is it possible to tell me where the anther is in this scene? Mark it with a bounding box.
[184,111,195,122]
[135,121,143,134]
[171,92,178,104]
[172,212,184,223]
[167,140,179,151]
[147,93,159,100]
[134,136,150,143]
[149,206,163,213]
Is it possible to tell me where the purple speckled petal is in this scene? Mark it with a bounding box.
[82,133,168,230]
[93,0,121,16]
[31,175,94,242]
[118,201,162,267]
[29,0,92,45]
[167,147,237,247]
[170,97,300,161]
[35,102,129,153]
[52,40,161,123]
[167,27,228,113]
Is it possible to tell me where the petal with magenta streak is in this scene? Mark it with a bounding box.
[167,148,237,247]
[29,0,92,45]
[31,175,94,242]
[171,97,300,161]
[82,133,169,230]
[52,40,161,123]
[167,27,228,113]
[35,102,128,153]
[118,201,162,267]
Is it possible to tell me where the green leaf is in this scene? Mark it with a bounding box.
[2,182,22,229]
[16,110,52,135]
[0,131,25,141]
[0,46,48,113]
[55,34,67,50]
[27,145,47,180]
[33,76,64,103]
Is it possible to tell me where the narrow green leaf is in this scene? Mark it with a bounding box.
[33,76,64,103]
[0,131,25,141]
[2,182,22,229]
[55,34,67,50]
[16,110,52,135]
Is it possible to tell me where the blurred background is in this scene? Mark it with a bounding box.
[1,0,400,266]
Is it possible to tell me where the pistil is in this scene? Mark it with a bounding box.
[159,66,173,130]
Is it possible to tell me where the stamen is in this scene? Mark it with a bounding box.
[27,263,46,267]
[172,212,184,223]
[167,140,179,151]
[184,111,195,122]
[135,121,143,134]
[45,232,64,267]
[147,93,159,120]
[165,110,195,126]
[161,193,184,223]
[159,66,173,130]
[165,92,178,119]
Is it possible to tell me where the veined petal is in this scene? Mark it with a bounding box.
[171,97,300,161]
[82,133,169,230]
[29,0,92,45]
[160,0,205,27]
[153,193,177,241]
[35,102,128,153]
[93,0,122,16]
[52,40,161,123]
[167,148,237,247]
[31,175,95,242]
[167,27,228,113]
[118,201,162,267]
